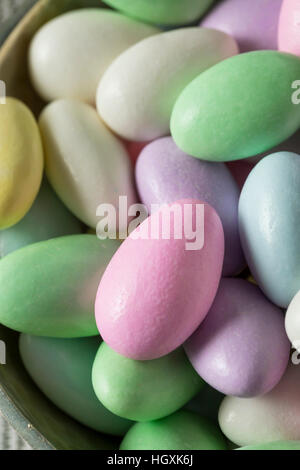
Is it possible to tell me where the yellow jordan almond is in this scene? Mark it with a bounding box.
[0,98,43,229]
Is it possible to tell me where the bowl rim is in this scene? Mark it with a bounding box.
[0,385,54,450]
[0,0,109,450]
[0,0,45,65]
[0,0,54,450]
[0,0,37,45]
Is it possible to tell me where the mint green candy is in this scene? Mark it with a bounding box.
[20,334,132,435]
[120,410,227,450]
[92,343,203,422]
[171,51,300,161]
[102,0,215,25]
[238,441,300,450]
[0,178,82,258]
[0,235,120,337]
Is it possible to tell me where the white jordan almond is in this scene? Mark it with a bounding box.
[97,27,238,141]
[219,364,300,447]
[39,99,136,230]
[29,9,159,103]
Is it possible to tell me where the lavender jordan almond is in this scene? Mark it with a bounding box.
[185,279,290,397]
[201,0,283,52]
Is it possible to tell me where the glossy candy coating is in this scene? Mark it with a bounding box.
[29,9,159,103]
[171,51,300,161]
[97,28,238,141]
[92,342,203,422]
[219,364,300,446]
[239,152,300,308]
[40,99,136,230]
[102,0,215,26]
[0,235,120,337]
[0,98,43,229]
[95,200,224,360]
[201,0,282,52]
[20,334,131,435]
[120,410,227,450]
[185,279,290,397]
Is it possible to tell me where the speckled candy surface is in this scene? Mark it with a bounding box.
[92,343,203,422]
[185,279,290,397]
[97,27,238,141]
[120,410,227,450]
[95,200,224,360]
[29,9,159,103]
[135,137,244,276]
[201,0,283,52]
[20,335,131,435]
[239,152,300,308]
[219,364,300,446]
[0,235,120,337]
[278,0,300,56]
[171,51,300,161]
[102,0,215,25]
[39,99,136,230]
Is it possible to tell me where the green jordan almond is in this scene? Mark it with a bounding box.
[120,410,227,450]
[171,51,300,161]
[92,342,204,422]
[0,235,120,337]
[102,0,215,25]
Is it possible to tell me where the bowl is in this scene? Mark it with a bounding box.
[0,0,37,44]
[0,0,119,450]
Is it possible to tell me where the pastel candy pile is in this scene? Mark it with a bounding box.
[1,0,300,452]
[135,137,245,275]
